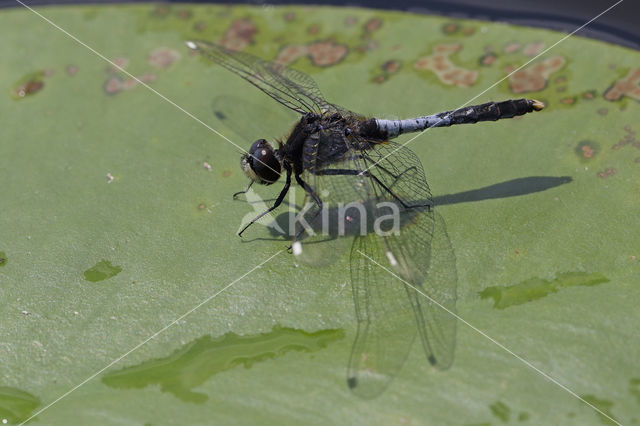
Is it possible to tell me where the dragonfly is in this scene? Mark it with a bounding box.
[186,40,543,397]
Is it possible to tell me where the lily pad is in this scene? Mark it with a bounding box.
[0,3,638,425]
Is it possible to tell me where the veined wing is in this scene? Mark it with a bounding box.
[348,211,457,398]
[358,141,458,371]
[187,40,342,115]
[348,231,418,398]
[211,94,298,144]
[295,134,457,396]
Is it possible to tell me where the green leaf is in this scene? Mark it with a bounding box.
[0,3,638,425]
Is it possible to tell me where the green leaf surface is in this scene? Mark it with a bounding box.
[0,3,638,425]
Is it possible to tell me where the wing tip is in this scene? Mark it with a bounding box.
[185,40,198,50]
[347,376,357,389]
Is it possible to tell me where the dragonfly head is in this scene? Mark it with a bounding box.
[241,139,282,185]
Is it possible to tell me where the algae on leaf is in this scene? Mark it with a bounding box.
[102,326,344,403]
[0,386,41,424]
[479,271,610,309]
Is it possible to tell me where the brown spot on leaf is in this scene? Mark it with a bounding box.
[603,68,640,101]
[104,77,123,95]
[219,18,257,51]
[308,41,348,67]
[175,9,192,20]
[461,27,475,36]
[364,18,382,33]
[151,5,170,17]
[597,168,616,179]
[575,140,599,161]
[148,48,181,68]
[13,79,44,98]
[344,16,357,26]
[382,60,401,74]
[108,57,129,73]
[506,56,566,93]
[414,43,477,87]
[523,41,545,56]
[275,44,307,65]
[442,22,459,34]
[503,42,521,54]
[479,52,497,66]
[373,75,386,84]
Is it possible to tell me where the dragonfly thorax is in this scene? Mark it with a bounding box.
[241,139,282,185]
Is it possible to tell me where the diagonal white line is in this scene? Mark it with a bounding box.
[362,0,624,174]
[18,250,284,425]
[356,250,621,426]
[13,0,282,177]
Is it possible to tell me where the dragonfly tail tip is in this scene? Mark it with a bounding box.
[531,99,545,111]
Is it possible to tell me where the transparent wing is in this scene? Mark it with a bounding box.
[347,232,417,398]
[415,211,458,370]
[187,40,343,115]
[348,211,457,398]
[358,142,458,371]
[293,134,457,396]
[211,94,297,146]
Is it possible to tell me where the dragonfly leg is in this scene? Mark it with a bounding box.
[233,180,254,199]
[295,174,322,208]
[238,169,292,237]
[292,173,324,242]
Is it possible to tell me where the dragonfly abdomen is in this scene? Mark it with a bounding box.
[375,98,544,138]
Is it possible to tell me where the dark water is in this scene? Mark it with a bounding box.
[1,0,638,50]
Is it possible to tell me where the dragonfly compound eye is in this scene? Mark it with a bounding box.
[248,139,281,185]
